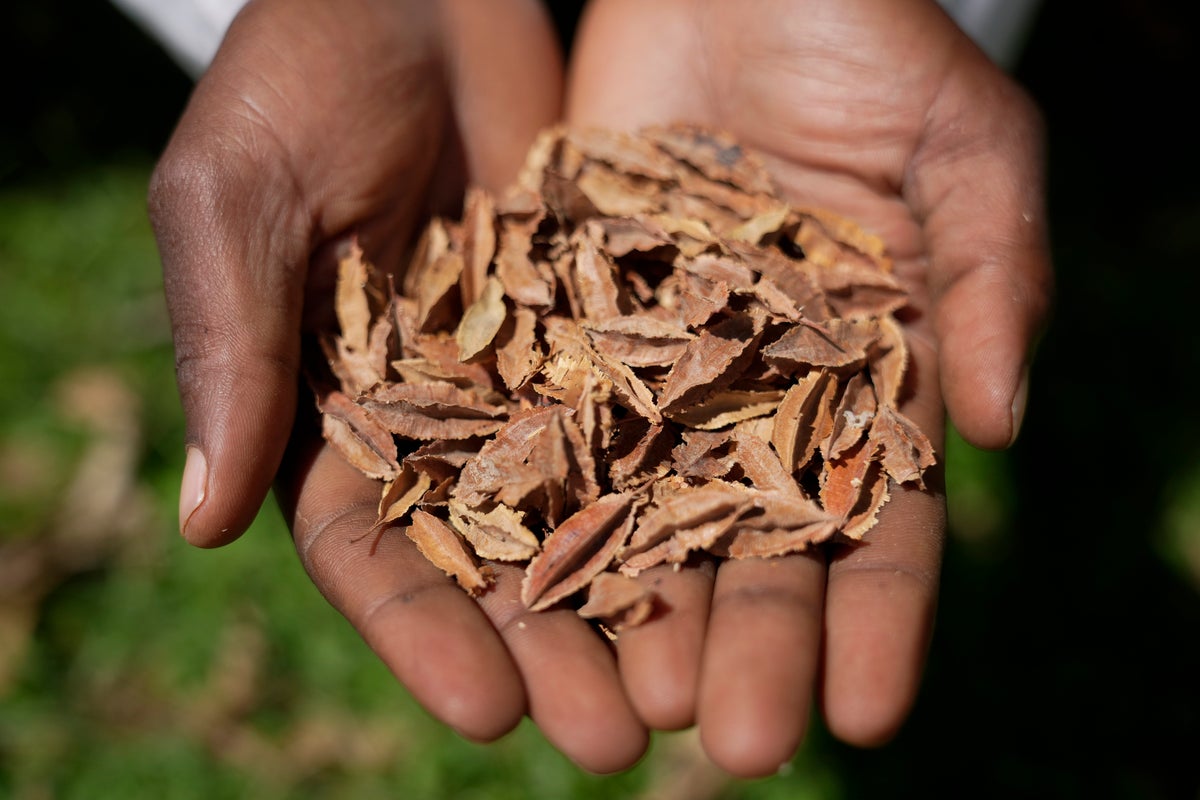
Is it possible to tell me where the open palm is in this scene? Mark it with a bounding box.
[565,0,1051,776]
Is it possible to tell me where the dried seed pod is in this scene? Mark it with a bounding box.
[576,571,655,631]
[312,124,937,626]
[406,510,494,596]
[521,491,640,611]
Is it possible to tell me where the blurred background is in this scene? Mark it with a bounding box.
[1,2,1197,798]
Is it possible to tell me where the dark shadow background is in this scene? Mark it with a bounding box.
[3,1,1197,797]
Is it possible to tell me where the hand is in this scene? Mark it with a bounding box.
[565,0,1052,776]
[150,0,652,773]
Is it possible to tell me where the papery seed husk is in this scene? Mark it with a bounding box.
[312,123,937,627]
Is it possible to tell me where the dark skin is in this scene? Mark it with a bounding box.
[149,0,1051,778]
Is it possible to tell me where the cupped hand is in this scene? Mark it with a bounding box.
[150,0,649,772]
[566,0,1052,777]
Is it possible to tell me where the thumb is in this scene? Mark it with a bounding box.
[910,48,1054,450]
[149,80,311,548]
[149,0,454,547]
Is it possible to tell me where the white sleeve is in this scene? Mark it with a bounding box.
[936,0,1043,70]
[113,0,1041,79]
[110,0,249,78]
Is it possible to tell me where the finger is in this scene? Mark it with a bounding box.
[149,120,309,548]
[149,0,447,547]
[475,566,649,774]
[821,485,945,747]
[565,0,705,130]
[821,328,947,746]
[611,560,715,730]
[277,437,527,742]
[440,0,565,191]
[697,553,827,778]
[909,45,1053,450]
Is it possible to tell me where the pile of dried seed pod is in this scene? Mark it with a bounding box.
[312,124,935,630]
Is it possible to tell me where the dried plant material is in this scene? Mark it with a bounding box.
[312,124,938,626]
[359,381,507,441]
[726,241,829,319]
[322,243,393,395]
[404,439,483,490]
[819,438,890,539]
[400,332,498,391]
[575,162,663,216]
[406,509,494,595]
[668,271,731,329]
[621,481,755,569]
[870,405,937,488]
[868,314,909,408]
[728,430,802,495]
[521,491,639,611]
[771,371,836,475]
[741,490,835,533]
[583,316,695,368]
[658,313,763,415]
[495,306,543,391]
[377,464,434,529]
[608,421,672,491]
[317,389,399,481]
[568,127,680,182]
[544,316,662,423]
[667,389,784,431]
[402,216,446,296]
[577,572,656,630]
[455,275,507,362]
[496,219,555,308]
[460,186,498,308]
[712,518,840,559]
[448,499,539,562]
[683,252,756,291]
[727,203,791,245]
[453,407,570,507]
[415,247,464,333]
[762,318,879,372]
[792,213,909,320]
[671,431,738,482]
[745,274,804,322]
[644,125,774,195]
[709,489,839,558]
[597,215,674,257]
[334,241,374,353]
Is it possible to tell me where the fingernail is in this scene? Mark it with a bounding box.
[1008,369,1030,448]
[180,446,207,539]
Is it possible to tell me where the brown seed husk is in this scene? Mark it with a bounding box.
[312,124,937,626]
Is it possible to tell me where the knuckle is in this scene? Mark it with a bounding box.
[169,316,231,400]
[830,557,940,595]
[712,580,821,619]
[168,309,299,420]
[148,146,226,239]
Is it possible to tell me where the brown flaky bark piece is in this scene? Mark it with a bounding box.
[312,123,938,626]
[406,509,494,596]
[710,489,839,559]
[576,571,656,631]
[447,499,540,562]
[317,389,399,481]
[619,481,756,574]
[521,491,639,611]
